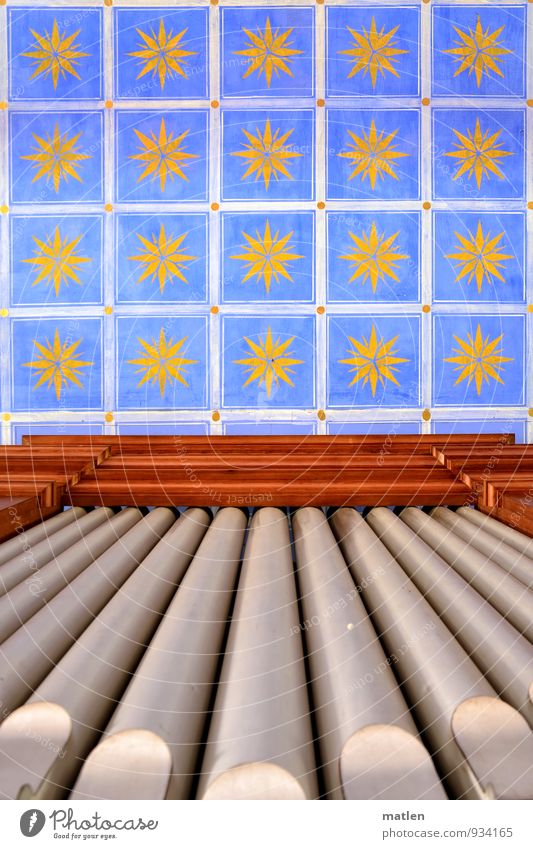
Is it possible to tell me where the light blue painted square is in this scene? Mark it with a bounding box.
[11,214,103,306]
[433,212,525,303]
[433,314,525,407]
[117,423,208,435]
[115,110,209,203]
[432,5,526,98]
[8,7,103,101]
[433,419,525,442]
[10,111,103,204]
[327,109,420,201]
[225,422,316,435]
[221,109,314,201]
[432,109,525,201]
[116,315,208,410]
[222,316,316,409]
[327,211,420,303]
[328,314,421,408]
[222,212,314,303]
[116,213,208,304]
[114,8,208,100]
[328,421,420,435]
[327,6,420,98]
[221,6,314,98]
[13,423,104,444]
[12,318,103,412]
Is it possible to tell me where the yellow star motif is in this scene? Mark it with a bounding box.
[445,221,513,294]
[338,17,408,89]
[340,222,409,294]
[338,119,409,190]
[22,226,91,297]
[444,16,511,89]
[128,224,196,294]
[22,18,89,90]
[233,17,303,88]
[339,324,409,397]
[444,117,512,190]
[127,19,197,90]
[231,119,303,190]
[20,123,92,193]
[127,328,197,399]
[444,324,513,396]
[129,117,199,192]
[233,327,303,398]
[22,328,93,401]
[230,220,303,294]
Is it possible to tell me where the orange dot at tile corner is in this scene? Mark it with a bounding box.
[422,201,431,210]
[104,100,113,109]
[527,100,533,108]
[0,205,8,215]
[104,306,113,315]
[104,203,113,213]
[0,308,9,318]
[210,0,219,5]
[529,408,533,418]
[317,409,326,421]
[104,0,113,6]
[421,98,430,107]
[212,411,221,422]
[422,304,431,313]
[316,306,325,315]
[105,412,114,423]
[528,202,533,210]
[316,98,326,108]
[210,100,219,109]
[2,413,11,422]
[210,305,219,315]
[422,409,431,422]
[0,102,7,110]
[317,201,326,210]
[210,202,220,211]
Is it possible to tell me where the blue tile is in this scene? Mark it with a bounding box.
[328,421,420,435]
[221,109,315,201]
[432,5,526,98]
[11,214,103,306]
[117,423,208,435]
[115,110,209,203]
[116,315,208,410]
[221,6,314,98]
[8,7,103,101]
[433,212,525,303]
[433,419,525,442]
[225,422,316,435]
[327,109,420,201]
[115,7,208,100]
[13,423,104,444]
[222,211,314,303]
[116,213,208,304]
[327,5,420,98]
[222,315,316,408]
[10,111,103,204]
[433,314,525,407]
[328,314,421,408]
[432,109,525,201]
[12,318,103,412]
[327,210,420,303]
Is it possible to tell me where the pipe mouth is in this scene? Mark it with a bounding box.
[200,762,309,800]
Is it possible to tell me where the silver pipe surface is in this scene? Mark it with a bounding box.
[71,507,246,801]
[0,508,173,721]
[0,507,86,567]
[293,507,445,800]
[400,508,533,642]
[457,507,533,559]
[0,508,210,800]
[198,507,317,800]
[335,508,533,800]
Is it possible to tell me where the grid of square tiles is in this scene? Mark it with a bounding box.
[0,1,530,443]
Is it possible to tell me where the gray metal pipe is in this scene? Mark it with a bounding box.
[197,507,317,800]
[0,507,86,567]
[0,508,141,644]
[0,507,113,596]
[0,508,210,800]
[0,508,174,721]
[292,507,445,800]
[71,507,247,801]
[367,508,533,728]
[400,508,533,642]
[457,507,533,558]
[431,507,533,590]
[332,508,533,800]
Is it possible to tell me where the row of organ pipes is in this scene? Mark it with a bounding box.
[0,502,531,800]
